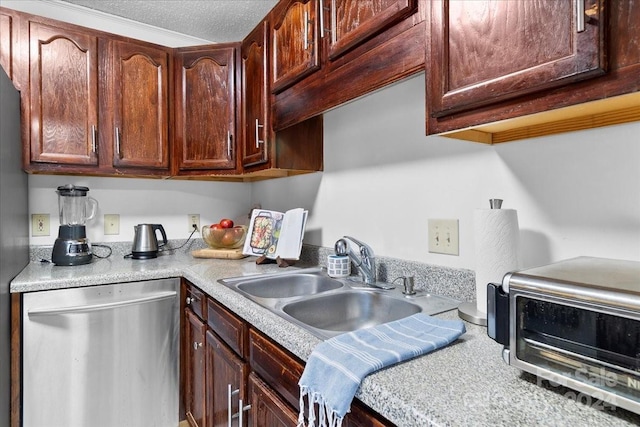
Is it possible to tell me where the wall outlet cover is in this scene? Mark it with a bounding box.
[31,214,50,236]
[104,214,120,235]
[188,214,200,232]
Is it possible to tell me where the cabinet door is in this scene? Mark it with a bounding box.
[205,330,249,427]
[247,373,298,427]
[1,10,13,79]
[272,0,320,93]
[185,309,207,427]
[241,21,269,168]
[29,22,99,166]
[111,40,170,169]
[175,46,237,171]
[428,0,606,117]
[328,0,417,60]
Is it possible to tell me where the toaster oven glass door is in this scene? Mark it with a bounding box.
[515,295,640,405]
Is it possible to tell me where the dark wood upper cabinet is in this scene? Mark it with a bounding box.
[174,45,238,173]
[29,22,99,166]
[426,0,639,143]
[23,14,173,175]
[241,21,270,169]
[327,0,417,60]
[428,0,607,118]
[110,40,170,169]
[271,0,423,131]
[271,0,320,93]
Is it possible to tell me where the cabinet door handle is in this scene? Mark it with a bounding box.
[319,0,324,38]
[28,291,177,316]
[304,10,309,50]
[228,384,240,427]
[254,119,264,148]
[238,400,251,427]
[192,341,202,350]
[576,0,585,33]
[231,398,251,427]
[185,296,192,305]
[227,131,233,158]
[330,1,336,42]
[115,126,122,159]
[91,125,97,153]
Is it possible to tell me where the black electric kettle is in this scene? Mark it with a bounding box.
[131,224,167,259]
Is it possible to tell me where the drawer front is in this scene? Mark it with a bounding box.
[249,329,393,426]
[185,284,206,320]
[249,328,304,409]
[207,297,247,358]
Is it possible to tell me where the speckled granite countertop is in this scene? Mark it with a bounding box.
[11,244,640,427]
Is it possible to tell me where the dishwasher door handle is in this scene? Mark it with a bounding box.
[27,291,177,316]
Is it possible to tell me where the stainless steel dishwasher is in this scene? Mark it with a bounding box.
[22,278,180,427]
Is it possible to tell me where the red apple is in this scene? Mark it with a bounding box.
[219,218,234,229]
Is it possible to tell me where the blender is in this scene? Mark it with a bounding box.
[52,185,98,266]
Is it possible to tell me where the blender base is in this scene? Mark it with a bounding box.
[52,225,93,266]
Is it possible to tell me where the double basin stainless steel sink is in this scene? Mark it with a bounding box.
[219,268,461,339]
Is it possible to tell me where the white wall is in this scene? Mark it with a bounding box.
[252,74,640,271]
[28,175,252,245]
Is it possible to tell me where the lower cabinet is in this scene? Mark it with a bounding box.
[248,328,391,427]
[248,373,298,427]
[184,309,207,426]
[206,329,250,427]
[182,281,392,427]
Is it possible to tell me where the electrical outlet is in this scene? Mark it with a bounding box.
[104,214,120,235]
[428,219,459,255]
[31,214,50,236]
[188,214,200,232]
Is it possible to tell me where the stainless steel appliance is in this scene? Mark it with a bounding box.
[487,257,640,415]
[132,223,168,259]
[52,184,98,266]
[22,278,180,427]
[0,68,29,427]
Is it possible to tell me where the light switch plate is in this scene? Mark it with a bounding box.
[428,219,459,255]
[31,214,50,236]
[104,214,120,235]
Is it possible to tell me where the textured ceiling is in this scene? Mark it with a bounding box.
[59,0,278,42]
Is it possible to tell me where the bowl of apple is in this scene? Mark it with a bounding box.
[202,219,247,249]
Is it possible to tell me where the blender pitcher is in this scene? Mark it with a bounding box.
[57,184,98,226]
[52,185,98,266]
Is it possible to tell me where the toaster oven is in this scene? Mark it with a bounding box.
[487,257,640,415]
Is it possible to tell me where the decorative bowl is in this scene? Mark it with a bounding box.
[202,225,247,249]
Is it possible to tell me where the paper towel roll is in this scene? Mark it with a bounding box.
[474,208,519,314]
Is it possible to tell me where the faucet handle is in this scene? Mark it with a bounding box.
[343,236,374,256]
[334,239,348,256]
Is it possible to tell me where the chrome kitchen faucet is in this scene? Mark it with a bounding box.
[339,236,393,289]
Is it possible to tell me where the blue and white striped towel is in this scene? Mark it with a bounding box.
[297,313,466,427]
